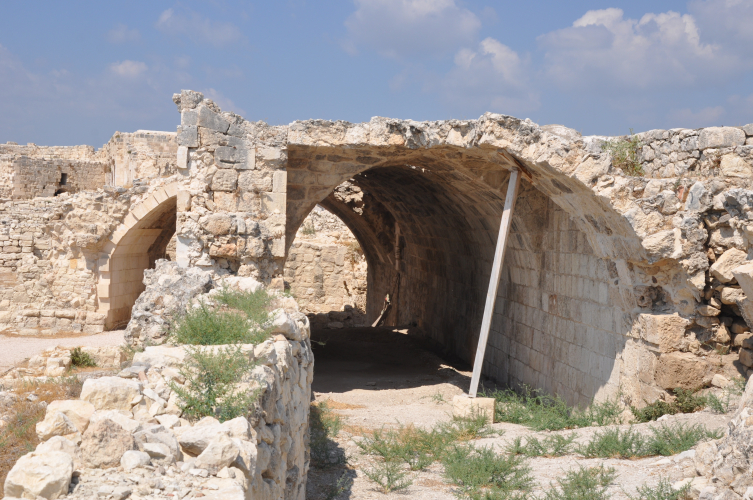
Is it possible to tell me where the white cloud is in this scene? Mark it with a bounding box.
[538,8,741,91]
[107,24,140,43]
[344,0,481,59]
[440,37,538,115]
[109,60,148,78]
[689,0,753,45]
[156,8,246,48]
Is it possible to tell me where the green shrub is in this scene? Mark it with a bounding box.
[170,345,259,422]
[601,130,643,176]
[358,424,452,471]
[442,444,533,500]
[631,388,707,423]
[707,391,732,414]
[310,401,345,467]
[215,287,272,329]
[485,387,621,431]
[363,460,412,493]
[70,347,96,368]
[579,423,720,459]
[645,423,722,456]
[170,288,272,346]
[506,434,576,458]
[629,477,690,500]
[543,464,615,500]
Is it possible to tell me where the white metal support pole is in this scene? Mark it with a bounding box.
[469,168,521,397]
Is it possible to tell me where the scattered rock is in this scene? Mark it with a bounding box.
[80,376,142,411]
[4,451,73,500]
[80,418,136,468]
[121,450,151,471]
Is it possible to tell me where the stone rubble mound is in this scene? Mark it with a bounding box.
[123,260,213,347]
[2,294,313,500]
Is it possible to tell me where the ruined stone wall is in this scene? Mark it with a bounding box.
[100,130,178,188]
[10,157,106,199]
[284,205,367,329]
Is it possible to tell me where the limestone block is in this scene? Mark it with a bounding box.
[80,376,142,411]
[711,249,748,283]
[3,451,73,500]
[177,125,199,147]
[721,287,745,305]
[177,424,230,456]
[35,436,77,460]
[193,434,240,474]
[684,181,711,211]
[211,169,238,192]
[720,154,752,178]
[697,304,721,317]
[203,214,233,235]
[740,348,753,368]
[743,124,753,136]
[733,263,753,299]
[452,395,495,424]
[36,411,78,441]
[633,313,690,352]
[80,418,136,468]
[641,229,679,259]
[177,146,188,169]
[698,127,746,150]
[654,352,710,390]
[177,190,191,211]
[121,450,151,471]
[45,400,95,433]
[197,106,230,133]
[89,410,142,434]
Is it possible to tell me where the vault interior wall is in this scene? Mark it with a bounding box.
[487,187,629,406]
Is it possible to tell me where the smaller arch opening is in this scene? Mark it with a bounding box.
[284,204,368,330]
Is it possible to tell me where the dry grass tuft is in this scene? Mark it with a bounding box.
[0,377,82,496]
[321,399,365,410]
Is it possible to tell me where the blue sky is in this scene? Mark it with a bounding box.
[1,0,752,146]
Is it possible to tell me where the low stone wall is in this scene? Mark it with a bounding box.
[285,205,367,329]
[3,310,313,500]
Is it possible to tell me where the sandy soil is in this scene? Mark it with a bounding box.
[0,330,125,373]
[306,327,734,500]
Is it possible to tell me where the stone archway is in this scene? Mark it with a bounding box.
[97,183,180,329]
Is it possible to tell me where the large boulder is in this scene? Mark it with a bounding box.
[124,260,212,346]
[80,377,141,411]
[4,451,73,500]
[710,248,748,283]
[134,424,181,463]
[44,400,95,433]
[654,351,710,390]
[36,411,78,441]
[80,418,136,468]
[193,434,240,474]
[632,313,690,353]
[698,127,746,150]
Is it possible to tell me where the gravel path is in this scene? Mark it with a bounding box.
[0,330,125,372]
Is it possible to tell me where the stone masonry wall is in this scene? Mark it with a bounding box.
[284,205,367,329]
[2,303,313,500]
[100,130,178,188]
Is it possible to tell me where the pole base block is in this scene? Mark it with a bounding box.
[452,395,495,424]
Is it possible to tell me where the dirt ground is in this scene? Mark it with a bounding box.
[0,330,125,374]
[306,327,734,500]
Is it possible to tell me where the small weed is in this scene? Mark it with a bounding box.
[506,434,576,458]
[707,391,732,414]
[426,391,447,404]
[358,424,450,470]
[301,223,317,236]
[578,427,648,459]
[543,464,616,500]
[310,401,345,468]
[70,347,97,368]
[441,412,496,441]
[119,343,144,362]
[323,472,354,500]
[363,461,412,493]
[442,444,533,500]
[628,477,690,500]
[485,387,621,431]
[731,376,747,396]
[579,423,720,459]
[170,345,259,422]
[215,287,272,329]
[631,388,706,423]
[345,240,363,264]
[602,130,644,176]
[647,423,721,456]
